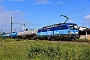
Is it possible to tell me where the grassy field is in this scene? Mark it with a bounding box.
[0,38,90,60]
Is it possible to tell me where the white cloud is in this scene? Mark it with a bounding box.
[0,9,26,24]
[32,0,53,5]
[81,14,90,28]
[0,5,26,32]
[0,5,4,10]
[84,14,90,20]
[56,1,63,4]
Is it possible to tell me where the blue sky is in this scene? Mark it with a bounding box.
[0,0,90,33]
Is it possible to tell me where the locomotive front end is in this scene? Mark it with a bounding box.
[68,23,80,39]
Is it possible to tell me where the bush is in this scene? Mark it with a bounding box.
[16,38,21,41]
[3,39,11,42]
[1,40,90,60]
[76,38,89,42]
[0,38,2,41]
[28,42,90,60]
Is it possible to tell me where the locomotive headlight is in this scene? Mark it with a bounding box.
[70,32,74,34]
[75,32,78,34]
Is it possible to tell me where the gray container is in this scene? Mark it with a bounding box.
[17,31,25,36]
[24,29,38,35]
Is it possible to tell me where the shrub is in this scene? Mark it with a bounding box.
[16,38,21,41]
[3,39,11,42]
[76,38,89,42]
[28,42,90,60]
[0,38,2,41]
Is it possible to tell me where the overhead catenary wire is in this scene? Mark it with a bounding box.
[51,0,85,15]
[68,8,90,23]
[47,0,85,19]
[35,0,71,20]
[68,14,90,27]
[34,0,63,18]
[37,0,85,24]
[35,0,84,21]
[66,6,90,15]
[47,5,90,22]
[30,0,90,28]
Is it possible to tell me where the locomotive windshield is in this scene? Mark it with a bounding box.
[69,24,78,29]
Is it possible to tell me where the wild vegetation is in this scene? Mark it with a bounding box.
[0,38,90,60]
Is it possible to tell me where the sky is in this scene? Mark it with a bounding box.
[0,0,90,33]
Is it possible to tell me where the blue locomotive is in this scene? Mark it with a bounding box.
[38,23,79,40]
[1,23,80,40]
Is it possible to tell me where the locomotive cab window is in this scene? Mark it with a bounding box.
[74,25,78,29]
[69,24,78,29]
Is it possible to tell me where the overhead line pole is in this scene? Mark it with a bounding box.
[1,28,2,34]
[24,24,26,31]
[10,17,12,37]
[10,17,26,35]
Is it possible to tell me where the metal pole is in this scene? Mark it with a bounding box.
[1,28,2,34]
[24,24,25,31]
[11,17,12,37]
[15,29,16,32]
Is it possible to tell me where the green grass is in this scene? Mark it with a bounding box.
[76,38,89,42]
[0,38,90,60]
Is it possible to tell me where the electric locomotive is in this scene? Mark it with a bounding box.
[37,23,80,40]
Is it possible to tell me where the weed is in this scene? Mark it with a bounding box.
[76,38,89,42]
[0,39,90,60]
[16,38,21,41]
